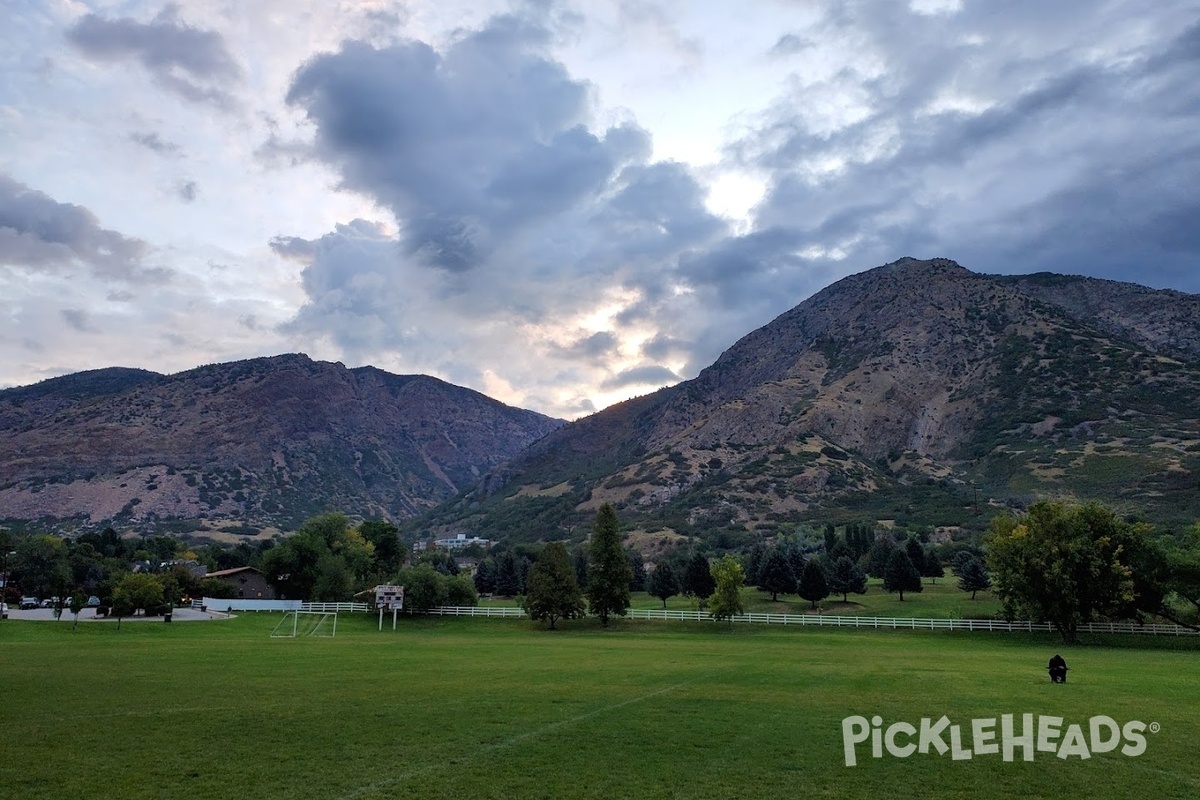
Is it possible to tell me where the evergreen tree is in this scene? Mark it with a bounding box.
[883,549,923,601]
[797,558,830,609]
[522,542,585,629]
[757,548,796,601]
[826,556,868,603]
[823,524,838,555]
[473,557,496,595]
[682,552,716,599]
[904,537,927,578]
[865,536,896,579]
[572,544,589,590]
[745,542,767,587]
[494,550,521,596]
[627,551,646,592]
[647,562,681,608]
[922,548,944,583]
[585,504,632,626]
[516,555,533,594]
[950,550,977,578]
[708,555,745,626]
[957,556,992,600]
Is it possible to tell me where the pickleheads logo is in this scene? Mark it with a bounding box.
[841,714,1158,767]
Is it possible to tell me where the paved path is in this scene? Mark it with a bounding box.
[2,606,228,622]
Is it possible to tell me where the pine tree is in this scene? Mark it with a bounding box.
[627,551,646,591]
[757,548,796,601]
[494,550,520,596]
[823,524,838,555]
[922,548,944,583]
[473,557,496,595]
[797,558,830,609]
[826,556,868,603]
[585,504,632,626]
[745,542,767,587]
[904,537,927,578]
[883,549,923,601]
[866,536,896,579]
[572,544,589,590]
[683,552,716,599]
[522,542,585,630]
[647,562,680,608]
[957,556,992,600]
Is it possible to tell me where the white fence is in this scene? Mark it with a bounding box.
[420,606,1199,636]
[202,597,302,612]
[301,602,371,613]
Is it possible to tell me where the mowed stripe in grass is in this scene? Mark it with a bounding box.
[1,615,1197,800]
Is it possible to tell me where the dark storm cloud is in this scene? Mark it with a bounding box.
[0,174,166,282]
[285,13,653,273]
[737,0,1200,292]
[67,5,241,108]
[600,364,680,391]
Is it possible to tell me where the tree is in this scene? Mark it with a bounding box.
[445,574,479,607]
[904,538,927,579]
[397,564,447,612]
[708,556,745,626]
[922,548,944,583]
[585,504,632,626]
[359,519,404,574]
[646,562,680,608]
[797,558,830,609]
[757,548,796,601]
[311,552,353,601]
[682,552,716,600]
[494,550,521,596]
[986,500,1166,642]
[572,545,589,590]
[745,542,767,587]
[112,573,165,616]
[627,551,646,592]
[522,542,584,630]
[865,536,896,579]
[883,549,922,601]
[11,535,71,600]
[957,556,991,600]
[826,556,868,603]
[473,557,497,595]
[68,591,87,630]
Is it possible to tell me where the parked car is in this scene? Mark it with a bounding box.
[86,596,101,607]
[19,597,40,609]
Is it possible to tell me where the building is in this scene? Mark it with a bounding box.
[412,533,494,553]
[203,566,275,600]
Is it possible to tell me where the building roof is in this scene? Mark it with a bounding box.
[205,566,264,578]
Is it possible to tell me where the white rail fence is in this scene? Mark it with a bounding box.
[221,600,1196,636]
[422,606,1199,636]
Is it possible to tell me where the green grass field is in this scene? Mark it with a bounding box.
[2,614,1196,800]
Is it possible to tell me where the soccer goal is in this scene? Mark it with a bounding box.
[270,610,338,638]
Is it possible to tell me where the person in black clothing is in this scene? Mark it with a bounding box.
[1048,653,1068,683]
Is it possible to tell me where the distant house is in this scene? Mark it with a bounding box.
[204,566,275,599]
[414,534,494,553]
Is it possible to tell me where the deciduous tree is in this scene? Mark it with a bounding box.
[522,542,584,629]
[708,556,745,626]
[647,562,680,608]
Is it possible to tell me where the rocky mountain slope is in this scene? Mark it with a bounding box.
[0,354,563,530]
[428,258,1200,545]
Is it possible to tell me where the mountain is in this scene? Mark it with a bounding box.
[0,354,563,531]
[427,258,1200,546]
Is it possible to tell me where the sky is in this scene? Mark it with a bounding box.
[2,0,1198,419]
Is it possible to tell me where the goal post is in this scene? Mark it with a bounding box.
[270,610,338,638]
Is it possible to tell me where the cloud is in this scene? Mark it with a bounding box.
[177,180,199,202]
[0,173,166,283]
[60,308,97,333]
[66,5,242,108]
[730,0,1200,289]
[130,131,181,155]
[600,364,680,391]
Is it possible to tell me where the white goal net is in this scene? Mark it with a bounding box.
[270,610,338,638]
